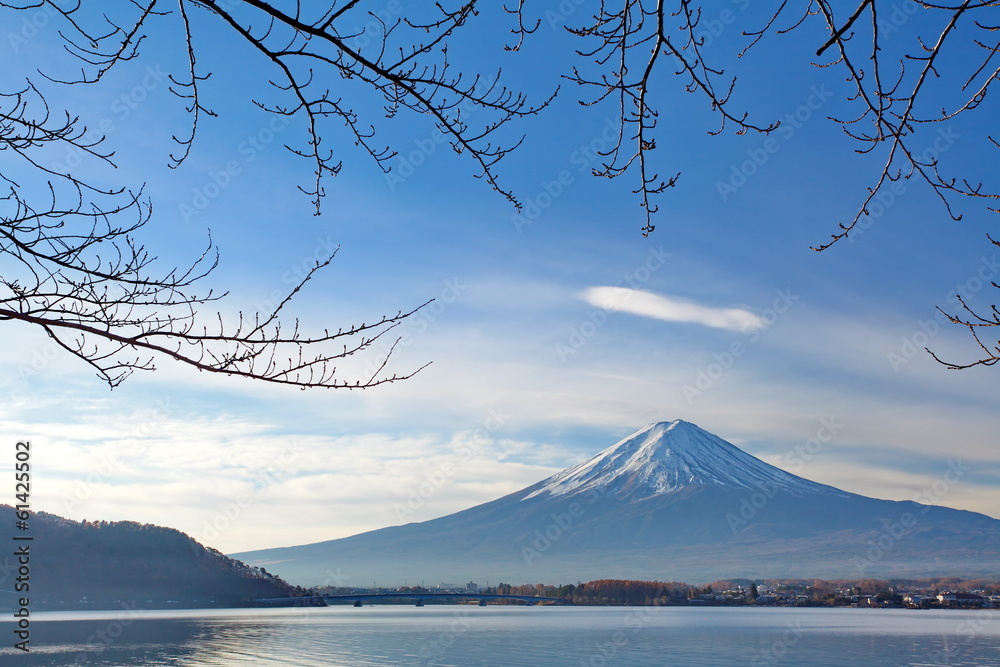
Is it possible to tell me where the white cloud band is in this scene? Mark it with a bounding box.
[579,286,764,331]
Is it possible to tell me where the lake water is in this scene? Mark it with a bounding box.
[1,605,998,666]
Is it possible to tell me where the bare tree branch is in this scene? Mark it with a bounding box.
[3,1,1000,373]
[927,235,1000,369]
[0,68,426,389]
[561,0,778,235]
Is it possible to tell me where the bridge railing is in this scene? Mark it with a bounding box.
[256,592,568,607]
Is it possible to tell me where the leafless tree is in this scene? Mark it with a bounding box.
[0,0,551,388]
[516,0,780,237]
[41,0,552,213]
[0,82,430,388]
[505,0,1000,367]
[803,0,1000,369]
[930,234,1000,368]
[2,1,998,373]
[526,0,999,369]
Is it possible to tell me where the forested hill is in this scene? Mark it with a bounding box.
[0,505,304,610]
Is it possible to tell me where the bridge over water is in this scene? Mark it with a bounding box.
[258,593,568,607]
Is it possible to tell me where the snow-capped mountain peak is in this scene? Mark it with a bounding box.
[522,419,844,501]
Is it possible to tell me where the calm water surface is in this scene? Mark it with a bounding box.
[1,606,998,666]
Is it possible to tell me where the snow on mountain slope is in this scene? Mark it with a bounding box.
[232,418,1000,586]
[522,420,849,501]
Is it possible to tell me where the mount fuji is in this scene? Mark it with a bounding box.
[233,420,1000,586]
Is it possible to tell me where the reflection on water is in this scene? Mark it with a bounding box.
[0,606,997,666]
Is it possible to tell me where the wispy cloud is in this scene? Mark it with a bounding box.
[579,287,763,331]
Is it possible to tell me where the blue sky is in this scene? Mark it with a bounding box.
[1,2,998,554]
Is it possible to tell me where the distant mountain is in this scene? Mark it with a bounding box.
[232,420,1000,586]
[0,506,302,610]
[522,420,847,500]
